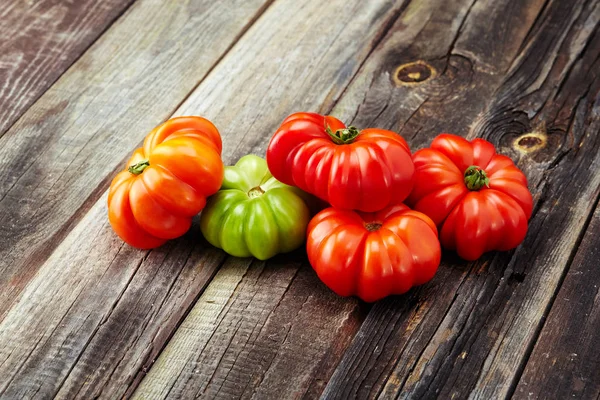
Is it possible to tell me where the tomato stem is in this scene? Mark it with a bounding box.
[464,165,490,191]
[326,124,360,144]
[365,222,382,231]
[248,186,265,199]
[128,160,150,175]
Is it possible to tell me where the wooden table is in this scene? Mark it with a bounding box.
[1,0,599,399]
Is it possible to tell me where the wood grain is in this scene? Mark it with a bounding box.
[133,258,362,399]
[3,0,599,398]
[321,0,600,398]
[514,207,600,399]
[131,0,412,397]
[0,201,226,399]
[0,0,135,138]
[0,0,272,318]
[0,0,405,397]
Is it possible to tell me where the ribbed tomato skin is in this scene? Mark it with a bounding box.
[306,204,441,302]
[108,116,224,249]
[267,112,414,212]
[407,133,533,260]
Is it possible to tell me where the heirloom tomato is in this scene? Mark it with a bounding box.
[407,134,533,260]
[200,155,311,260]
[306,204,441,302]
[266,112,414,212]
[108,116,224,249]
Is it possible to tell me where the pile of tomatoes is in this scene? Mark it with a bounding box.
[109,113,532,302]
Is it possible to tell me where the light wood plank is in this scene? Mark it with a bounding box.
[0,0,403,397]
[0,0,272,318]
[0,0,276,397]
[133,0,411,396]
[0,0,135,138]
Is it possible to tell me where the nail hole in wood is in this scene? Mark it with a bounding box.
[514,132,547,153]
[394,61,435,86]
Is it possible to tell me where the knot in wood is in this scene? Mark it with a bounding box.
[513,132,547,153]
[394,61,435,85]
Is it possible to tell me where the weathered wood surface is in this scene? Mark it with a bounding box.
[0,0,275,398]
[322,0,600,398]
[515,203,600,399]
[1,0,599,399]
[0,0,403,398]
[0,0,272,317]
[0,0,135,138]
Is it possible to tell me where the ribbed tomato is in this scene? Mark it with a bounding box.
[266,112,414,212]
[108,116,224,249]
[306,204,441,302]
[407,134,533,260]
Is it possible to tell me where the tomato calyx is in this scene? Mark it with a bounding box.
[248,186,265,199]
[364,222,382,232]
[128,160,150,175]
[325,124,360,145]
[464,165,490,191]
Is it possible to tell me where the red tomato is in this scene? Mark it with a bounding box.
[407,134,533,260]
[306,204,441,302]
[108,116,224,249]
[266,112,414,212]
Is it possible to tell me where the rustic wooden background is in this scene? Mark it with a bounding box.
[0,0,599,399]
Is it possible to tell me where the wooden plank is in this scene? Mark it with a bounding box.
[0,0,272,318]
[0,199,226,399]
[514,204,600,399]
[0,0,278,397]
[0,0,406,397]
[321,0,600,398]
[127,0,422,397]
[133,258,362,399]
[0,0,135,138]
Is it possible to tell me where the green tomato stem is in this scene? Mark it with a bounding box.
[326,124,360,145]
[128,160,150,175]
[464,165,490,191]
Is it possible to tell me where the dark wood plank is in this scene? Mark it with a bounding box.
[0,0,272,319]
[0,0,135,138]
[0,0,407,398]
[320,0,600,398]
[515,204,600,399]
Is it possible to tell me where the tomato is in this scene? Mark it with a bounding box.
[406,134,533,260]
[200,155,311,260]
[306,204,441,302]
[266,112,414,212]
[108,116,224,249]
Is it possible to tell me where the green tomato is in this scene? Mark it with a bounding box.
[200,155,311,260]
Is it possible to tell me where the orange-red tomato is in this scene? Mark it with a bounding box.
[266,112,414,212]
[407,134,533,260]
[108,117,224,249]
[306,204,441,302]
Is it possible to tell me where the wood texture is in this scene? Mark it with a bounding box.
[133,257,363,399]
[0,202,226,399]
[0,0,403,397]
[0,0,271,318]
[321,0,600,398]
[515,204,600,399]
[132,0,411,397]
[0,0,276,398]
[2,0,599,398]
[0,0,135,138]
